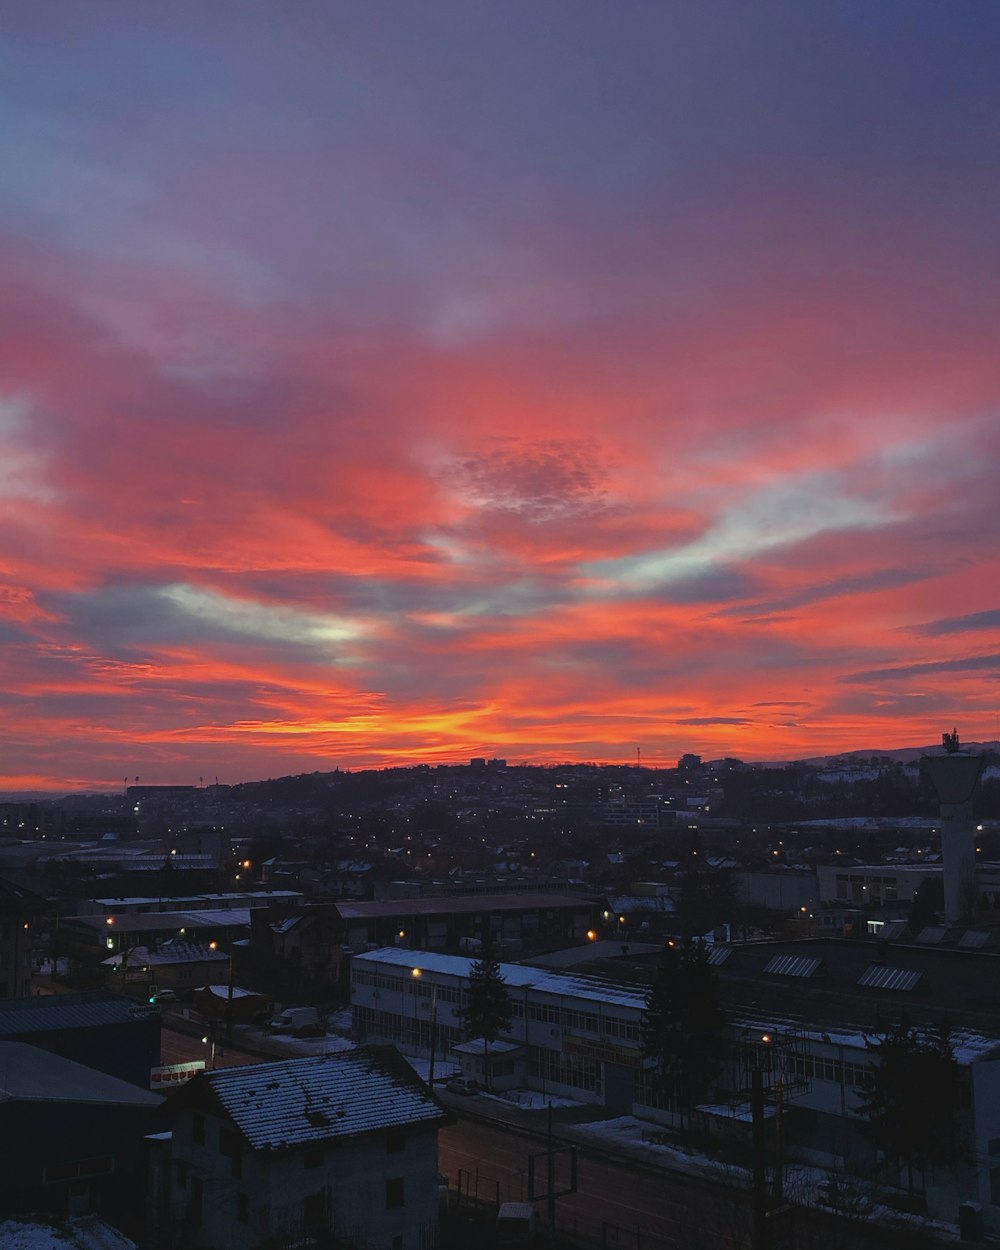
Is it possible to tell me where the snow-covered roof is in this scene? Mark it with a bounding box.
[103,941,229,967]
[354,947,649,1011]
[270,916,302,934]
[198,1049,446,1150]
[608,895,675,914]
[196,985,265,1000]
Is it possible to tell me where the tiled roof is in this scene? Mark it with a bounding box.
[203,1048,446,1150]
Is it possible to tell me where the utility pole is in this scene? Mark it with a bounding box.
[547,1102,556,1236]
[428,982,438,1089]
[751,1064,768,1250]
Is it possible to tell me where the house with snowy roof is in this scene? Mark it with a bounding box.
[148,1047,449,1250]
[102,940,229,999]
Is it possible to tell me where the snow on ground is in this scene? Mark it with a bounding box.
[0,1217,135,1250]
[482,1088,581,1110]
[229,1022,356,1059]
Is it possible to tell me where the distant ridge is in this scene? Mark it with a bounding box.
[3,740,998,801]
[776,739,1000,768]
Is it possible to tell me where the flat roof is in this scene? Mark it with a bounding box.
[337,893,594,920]
[0,1040,162,1107]
[74,909,252,933]
[354,947,648,1010]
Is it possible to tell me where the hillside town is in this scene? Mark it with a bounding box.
[2,738,1000,1249]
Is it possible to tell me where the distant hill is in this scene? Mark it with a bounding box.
[780,740,1000,768]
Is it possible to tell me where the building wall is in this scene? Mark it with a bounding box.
[166,1105,440,1250]
[972,1057,1000,1231]
[734,871,818,914]
[0,911,35,999]
[816,864,938,906]
[0,1099,159,1235]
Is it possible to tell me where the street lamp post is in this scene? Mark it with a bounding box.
[412,967,438,1089]
[429,983,438,1089]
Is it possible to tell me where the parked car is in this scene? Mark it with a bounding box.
[446,1077,480,1096]
[151,988,177,1004]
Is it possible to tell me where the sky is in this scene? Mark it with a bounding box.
[2,1,1000,791]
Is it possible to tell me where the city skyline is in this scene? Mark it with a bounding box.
[2,2,999,791]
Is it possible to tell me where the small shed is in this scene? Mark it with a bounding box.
[192,984,269,1023]
[450,1038,525,1091]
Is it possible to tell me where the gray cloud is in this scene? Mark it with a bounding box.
[675,716,752,726]
[446,438,612,521]
[841,654,1000,684]
[725,567,934,618]
[914,609,1000,637]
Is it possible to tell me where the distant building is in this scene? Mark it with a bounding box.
[149,1047,448,1250]
[0,876,44,999]
[102,940,230,999]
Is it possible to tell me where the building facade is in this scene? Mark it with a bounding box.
[351,942,1000,1233]
[149,1047,448,1250]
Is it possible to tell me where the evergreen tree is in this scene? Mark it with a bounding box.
[459,943,513,1089]
[641,941,728,1127]
[855,1014,964,1192]
[908,877,944,934]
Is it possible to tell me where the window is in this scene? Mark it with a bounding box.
[175,1163,187,1190]
[991,1167,1000,1207]
[236,1192,249,1223]
[304,1149,324,1169]
[219,1128,243,1180]
[392,1237,403,1250]
[303,1192,326,1230]
[385,1177,405,1209]
[192,1113,205,1145]
[386,1132,405,1154]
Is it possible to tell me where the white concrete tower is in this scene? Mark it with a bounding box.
[921,730,984,926]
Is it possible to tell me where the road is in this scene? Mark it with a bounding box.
[159,1019,268,1070]
[438,1109,746,1250]
[435,1096,955,1250]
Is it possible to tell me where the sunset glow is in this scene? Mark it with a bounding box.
[3,3,1000,790]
